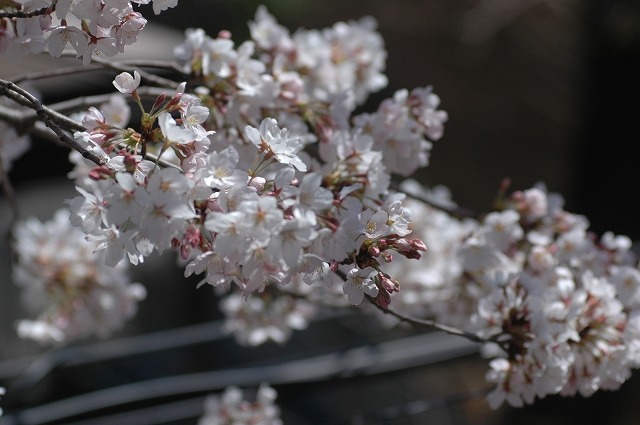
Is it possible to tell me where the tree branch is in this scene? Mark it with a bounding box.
[0,5,49,19]
[334,268,505,349]
[0,86,181,170]
[0,79,105,165]
[45,86,170,115]
[366,295,508,350]
[73,54,182,89]
[0,88,85,133]
[391,180,479,220]
[118,59,187,74]
[11,60,186,85]
[11,64,105,85]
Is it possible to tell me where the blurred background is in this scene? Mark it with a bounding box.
[2,0,640,424]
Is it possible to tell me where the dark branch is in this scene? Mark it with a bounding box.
[390,180,480,220]
[334,267,505,348]
[0,79,105,165]
[78,55,181,89]
[11,60,187,85]
[366,295,505,348]
[0,5,49,19]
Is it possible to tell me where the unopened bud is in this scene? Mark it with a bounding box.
[373,290,391,309]
[393,238,411,252]
[380,274,399,293]
[151,93,167,111]
[409,239,427,251]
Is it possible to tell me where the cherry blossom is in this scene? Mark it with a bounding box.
[343,267,379,305]
[220,290,314,346]
[199,384,282,425]
[12,210,146,344]
[245,117,307,172]
[1,0,177,63]
[149,0,179,15]
[47,24,88,57]
[112,71,141,94]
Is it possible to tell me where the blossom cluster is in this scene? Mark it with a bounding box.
[0,0,178,64]
[11,209,146,344]
[220,285,316,346]
[173,6,447,177]
[65,7,430,332]
[381,183,640,407]
[198,384,282,425]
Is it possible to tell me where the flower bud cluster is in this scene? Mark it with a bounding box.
[11,209,146,345]
[0,0,177,64]
[199,384,282,425]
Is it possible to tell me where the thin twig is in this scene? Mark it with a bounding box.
[0,79,105,165]
[46,86,171,114]
[334,267,505,348]
[0,5,49,19]
[15,50,180,89]
[0,83,32,109]
[118,59,187,74]
[390,180,479,220]
[366,295,502,347]
[0,86,181,170]
[0,87,170,127]
[11,64,105,85]
[0,88,85,132]
[10,60,186,85]
[66,53,181,89]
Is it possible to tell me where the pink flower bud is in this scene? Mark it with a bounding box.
[409,238,427,251]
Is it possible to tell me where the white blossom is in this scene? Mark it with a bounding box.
[343,267,379,305]
[113,71,141,94]
[199,384,282,425]
[245,118,307,172]
[12,210,146,345]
